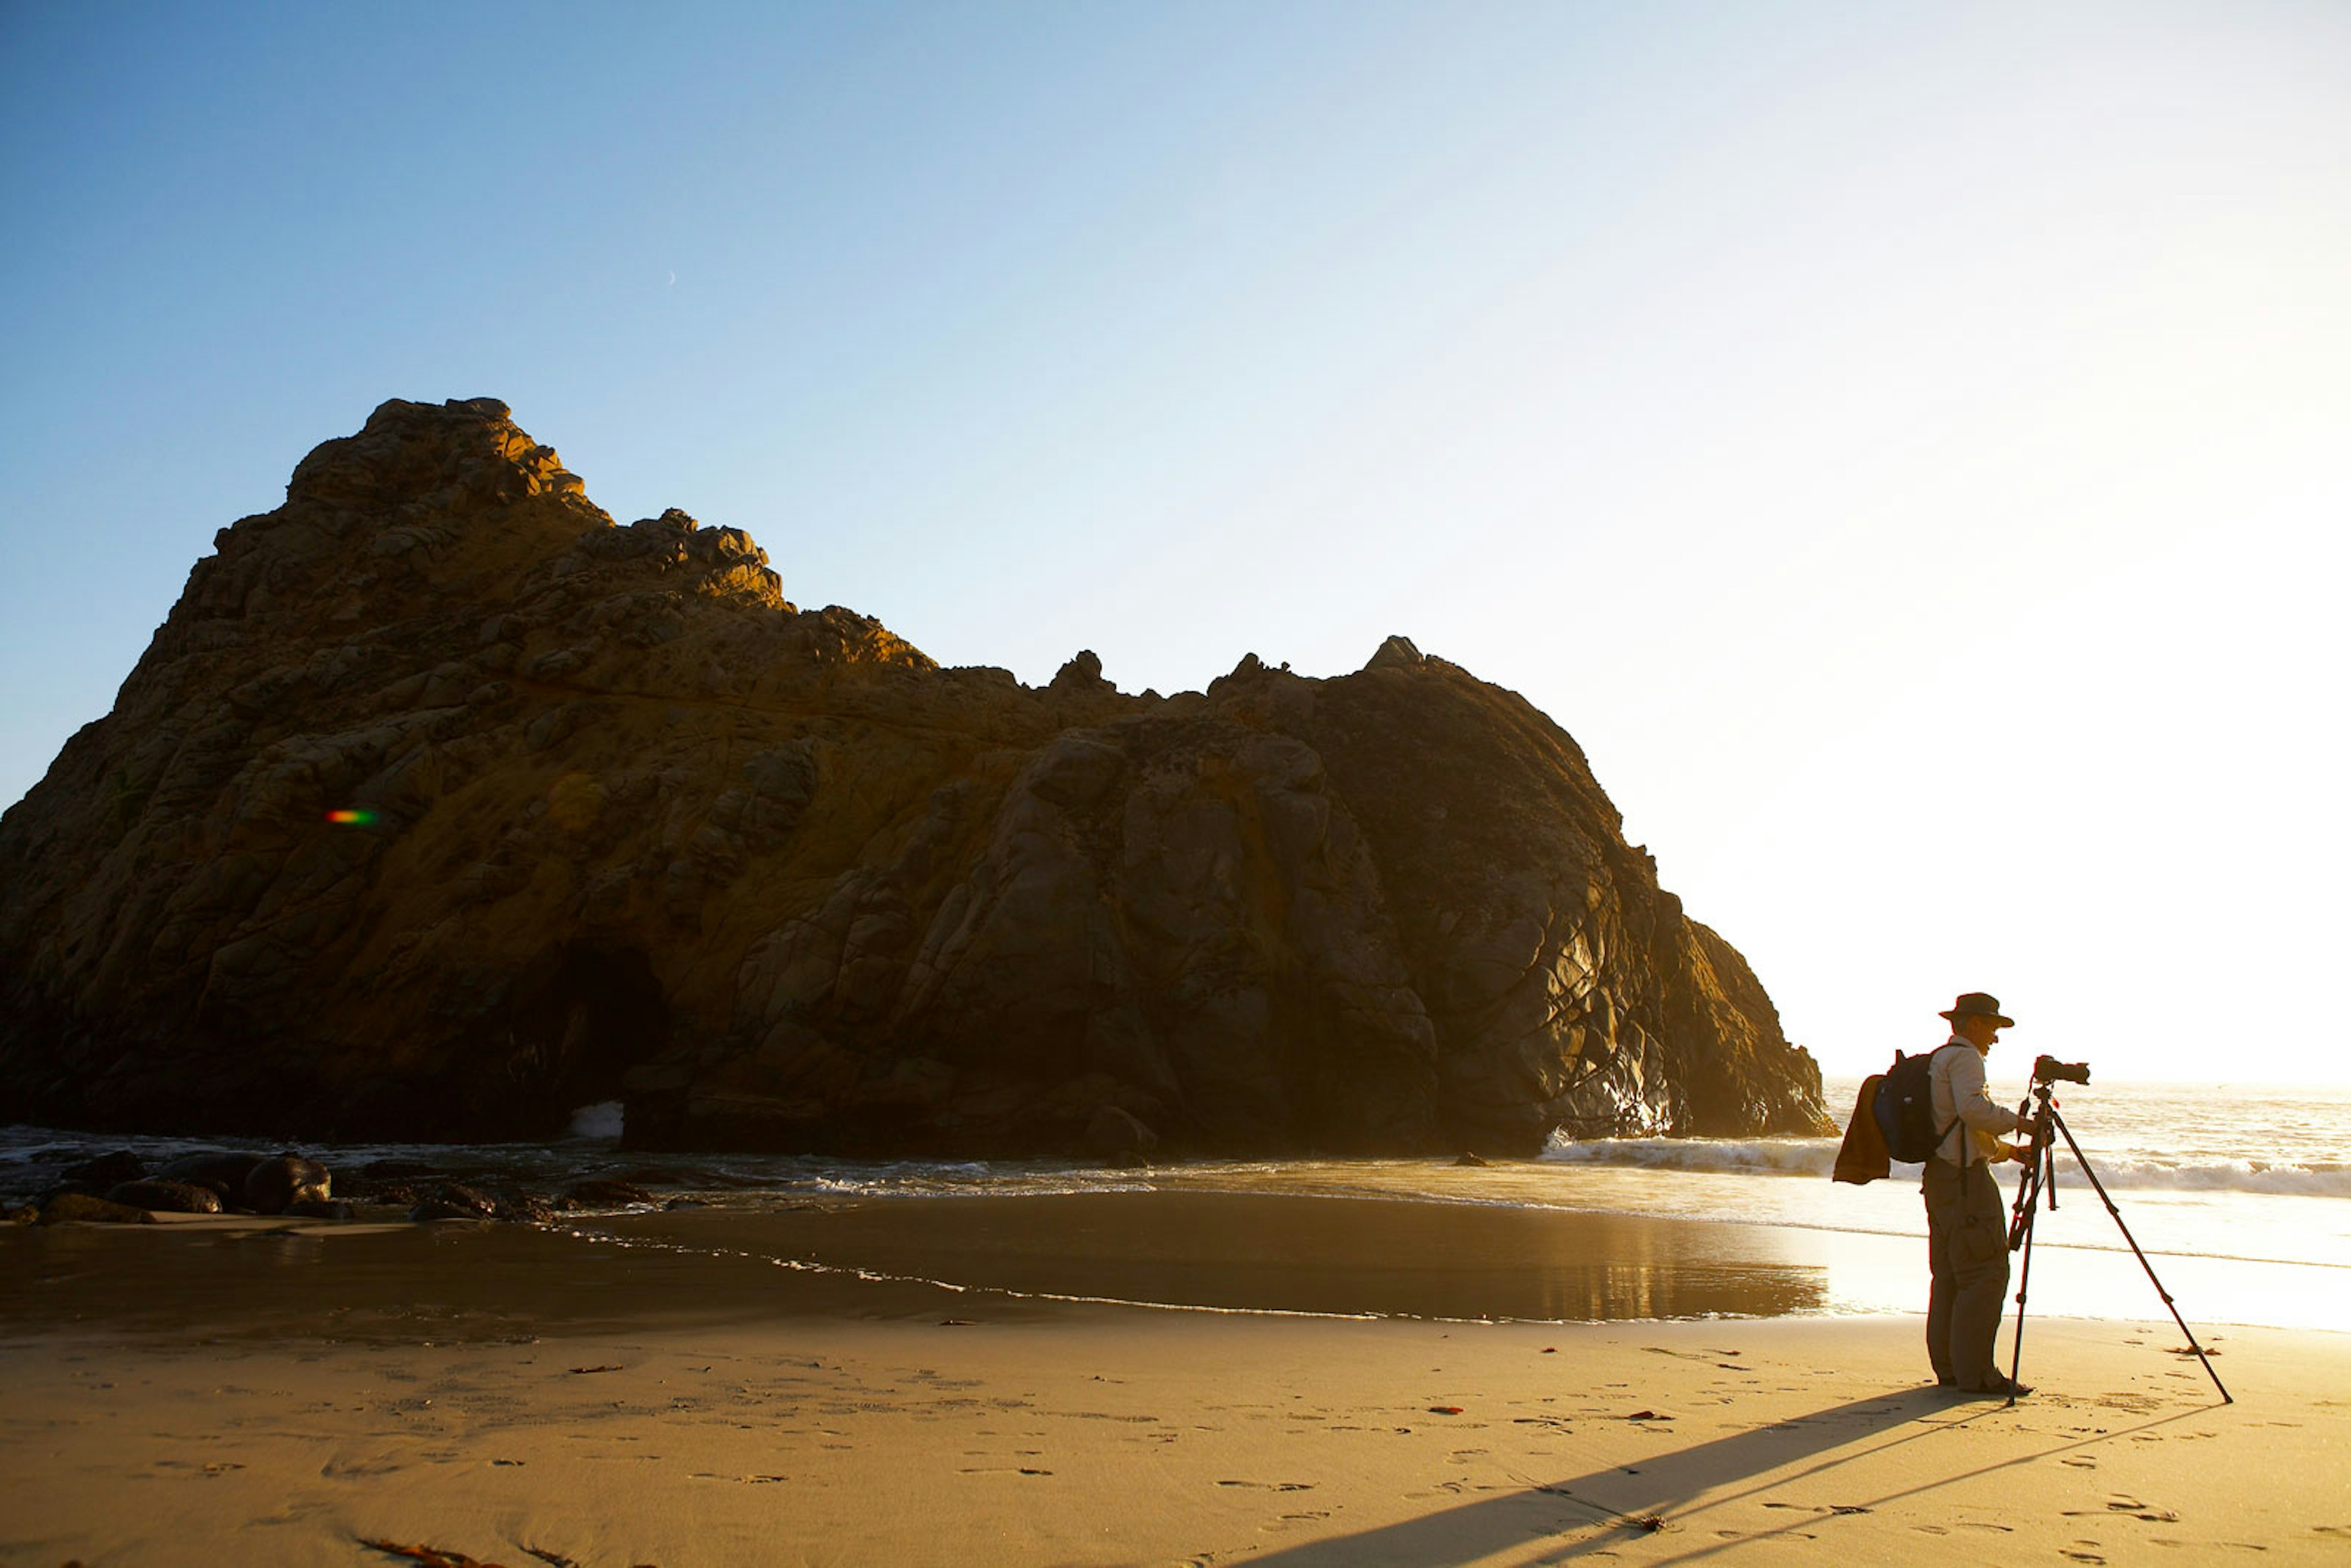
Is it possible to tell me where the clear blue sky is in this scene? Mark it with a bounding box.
[4,2,2345,1085]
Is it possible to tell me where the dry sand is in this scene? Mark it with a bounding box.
[2,1208,2345,1566]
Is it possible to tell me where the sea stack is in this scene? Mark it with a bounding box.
[0,398,1828,1155]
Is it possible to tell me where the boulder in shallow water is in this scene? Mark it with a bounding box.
[411,1181,500,1222]
[242,1153,331,1214]
[159,1151,266,1205]
[107,1179,223,1214]
[356,1180,421,1207]
[40,1192,156,1225]
[495,1191,555,1224]
[562,1179,653,1209]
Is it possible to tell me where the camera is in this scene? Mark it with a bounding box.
[2033,1054,2091,1086]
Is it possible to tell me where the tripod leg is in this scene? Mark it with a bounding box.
[2006,1146,2046,1406]
[2048,1109,2232,1404]
[2007,1151,2041,1249]
[2008,1097,2053,1248]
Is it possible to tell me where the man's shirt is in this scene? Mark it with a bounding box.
[1927,1033,2025,1165]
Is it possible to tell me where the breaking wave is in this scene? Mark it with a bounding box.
[1542,1136,1840,1179]
[1539,1134,2351,1199]
[2055,1152,2351,1199]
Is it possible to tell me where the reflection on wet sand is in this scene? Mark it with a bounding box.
[606,1190,1829,1321]
[0,1190,1826,1340]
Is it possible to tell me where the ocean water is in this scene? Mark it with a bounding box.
[4,1078,2343,1332]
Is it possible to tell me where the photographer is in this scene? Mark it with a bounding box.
[1924,992,2036,1397]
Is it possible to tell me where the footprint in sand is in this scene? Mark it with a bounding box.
[1258,1511,1333,1534]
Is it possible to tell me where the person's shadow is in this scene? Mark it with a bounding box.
[1239,1386,2212,1567]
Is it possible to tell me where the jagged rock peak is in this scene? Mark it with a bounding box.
[285,395,596,515]
[1367,634,1425,672]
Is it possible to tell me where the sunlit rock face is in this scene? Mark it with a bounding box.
[0,398,1829,1155]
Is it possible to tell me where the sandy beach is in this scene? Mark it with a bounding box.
[4,1201,2345,1567]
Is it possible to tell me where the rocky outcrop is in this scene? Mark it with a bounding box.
[0,398,1828,1155]
[2,1141,658,1225]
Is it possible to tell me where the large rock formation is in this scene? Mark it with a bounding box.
[0,399,1827,1155]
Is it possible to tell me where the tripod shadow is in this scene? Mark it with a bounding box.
[1239,1386,2214,1567]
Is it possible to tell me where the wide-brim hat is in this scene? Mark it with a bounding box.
[1940,991,2016,1028]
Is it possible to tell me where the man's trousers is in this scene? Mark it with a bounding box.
[1923,1156,2011,1389]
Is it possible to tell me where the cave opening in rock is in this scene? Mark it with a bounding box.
[501,942,669,1138]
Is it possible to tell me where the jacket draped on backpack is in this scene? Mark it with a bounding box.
[1832,1076,1891,1185]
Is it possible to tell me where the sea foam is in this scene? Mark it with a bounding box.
[1538,1133,2351,1199]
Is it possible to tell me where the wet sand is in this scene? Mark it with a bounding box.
[4,1196,2346,1565]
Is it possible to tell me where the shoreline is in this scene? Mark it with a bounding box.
[10,1099,2346,1341]
[8,1182,2340,1338]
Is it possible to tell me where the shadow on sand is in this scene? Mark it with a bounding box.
[1242,1386,2216,1567]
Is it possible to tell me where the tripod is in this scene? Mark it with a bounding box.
[2004,1081,2230,1406]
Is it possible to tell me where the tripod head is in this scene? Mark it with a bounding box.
[2011,1080,2060,1163]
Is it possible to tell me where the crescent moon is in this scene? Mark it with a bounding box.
[666,271,677,287]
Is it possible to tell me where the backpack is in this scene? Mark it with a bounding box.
[1872,1044,1960,1163]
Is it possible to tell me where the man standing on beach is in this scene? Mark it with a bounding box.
[1924,992,2034,1397]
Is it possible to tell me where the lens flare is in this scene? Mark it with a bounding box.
[325,808,378,826]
